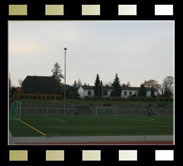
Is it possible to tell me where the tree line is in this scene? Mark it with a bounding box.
[9,62,174,98]
[93,73,173,97]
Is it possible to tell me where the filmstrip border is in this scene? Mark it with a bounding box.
[8,3,174,17]
[0,0,179,166]
[8,149,175,162]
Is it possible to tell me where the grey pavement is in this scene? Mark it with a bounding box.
[9,135,173,145]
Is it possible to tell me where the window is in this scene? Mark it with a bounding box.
[88,91,91,96]
[129,91,132,96]
[124,91,127,96]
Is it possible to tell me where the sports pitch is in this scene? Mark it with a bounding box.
[9,115,173,137]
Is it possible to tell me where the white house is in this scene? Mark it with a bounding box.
[146,89,158,97]
[78,86,112,98]
[78,86,95,98]
[78,86,158,98]
[121,87,138,98]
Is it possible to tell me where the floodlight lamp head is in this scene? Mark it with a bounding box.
[64,47,67,51]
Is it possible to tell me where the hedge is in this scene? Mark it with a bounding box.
[13,93,63,100]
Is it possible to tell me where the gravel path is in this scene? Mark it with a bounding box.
[9,135,173,145]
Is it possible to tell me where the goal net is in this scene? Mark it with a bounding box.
[94,106,117,116]
[9,101,21,120]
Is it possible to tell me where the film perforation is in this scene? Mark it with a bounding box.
[0,0,179,166]
[7,3,174,17]
[7,149,177,162]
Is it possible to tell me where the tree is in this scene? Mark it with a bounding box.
[99,81,103,96]
[144,79,161,89]
[162,76,173,97]
[73,80,77,88]
[138,84,146,97]
[144,79,161,96]
[94,74,102,96]
[151,87,155,97]
[77,78,82,87]
[163,88,172,97]
[51,62,64,84]
[122,84,127,87]
[110,73,121,96]
[18,79,23,87]
[127,81,131,87]
[9,74,12,89]
[67,85,79,98]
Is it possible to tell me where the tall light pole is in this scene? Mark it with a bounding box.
[64,47,67,116]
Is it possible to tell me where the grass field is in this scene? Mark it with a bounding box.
[9,115,173,137]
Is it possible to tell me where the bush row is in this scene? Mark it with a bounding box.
[13,93,63,100]
[84,96,173,102]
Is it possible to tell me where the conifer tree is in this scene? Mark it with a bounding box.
[138,84,146,97]
[111,73,121,96]
[94,74,102,96]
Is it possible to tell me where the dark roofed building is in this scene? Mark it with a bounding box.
[22,76,61,94]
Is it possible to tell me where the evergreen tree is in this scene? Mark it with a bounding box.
[111,73,121,96]
[73,80,77,88]
[94,74,102,96]
[138,84,146,97]
[99,81,103,96]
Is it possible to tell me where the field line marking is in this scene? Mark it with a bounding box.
[48,118,67,122]
[19,119,46,136]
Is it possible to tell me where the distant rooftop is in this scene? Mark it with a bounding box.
[22,75,61,94]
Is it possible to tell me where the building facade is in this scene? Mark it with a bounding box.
[78,86,158,98]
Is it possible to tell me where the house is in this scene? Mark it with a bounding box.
[78,86,158,98]
[22,76,61,94]
[121,87,138,97]
[78,86,95,98]
[78,85,113,98]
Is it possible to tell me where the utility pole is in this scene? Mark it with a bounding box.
[64,47,67,116]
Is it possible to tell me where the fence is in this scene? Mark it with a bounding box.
[21,107,78,116]
[20,106,173,116]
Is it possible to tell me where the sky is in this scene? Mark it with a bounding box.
[9,21,174,87]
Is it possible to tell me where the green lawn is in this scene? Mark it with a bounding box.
[9,115,173,137]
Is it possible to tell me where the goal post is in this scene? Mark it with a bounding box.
[9,101,21,120]
[95,106,118,116]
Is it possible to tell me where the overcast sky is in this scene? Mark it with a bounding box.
[9,21,174,87]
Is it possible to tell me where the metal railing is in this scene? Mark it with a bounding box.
[20,107,173,116]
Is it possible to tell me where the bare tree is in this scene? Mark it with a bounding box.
[144,79,158,88]
[144,79,161,91]
[127,81,131,87]
[162,76,173,96]
[77,78,82,87]
[51,62,64,84]
[18,79,23,87]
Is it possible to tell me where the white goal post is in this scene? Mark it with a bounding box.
[9,101,21,120]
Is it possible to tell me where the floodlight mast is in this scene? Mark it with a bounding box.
[64,47,67,116]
